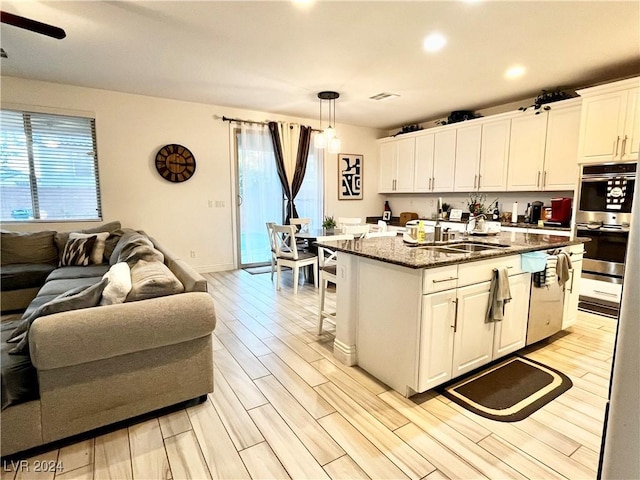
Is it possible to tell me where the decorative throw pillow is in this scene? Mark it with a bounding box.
[125,260,184,302]
[59,236,97,267]
[69,232,110,264]
[99,262,132,305]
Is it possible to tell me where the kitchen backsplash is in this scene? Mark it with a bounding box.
[380,191,574,219]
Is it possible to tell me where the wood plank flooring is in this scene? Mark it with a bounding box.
[3,268,616,479]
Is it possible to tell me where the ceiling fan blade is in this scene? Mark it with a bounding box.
[1,11,66,39]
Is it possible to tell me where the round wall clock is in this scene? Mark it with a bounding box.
[155,144,196,183]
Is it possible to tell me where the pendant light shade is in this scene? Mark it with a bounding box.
[315,91,340,152]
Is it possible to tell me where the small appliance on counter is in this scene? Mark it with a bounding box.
[544,197,572,227]
[528,201,544,224]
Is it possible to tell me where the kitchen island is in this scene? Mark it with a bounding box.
[316,232,587,397]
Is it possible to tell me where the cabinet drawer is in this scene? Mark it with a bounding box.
[423,265,458,294]
[458,255,521,287]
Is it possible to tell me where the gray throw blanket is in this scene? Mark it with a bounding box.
[6,277,109,355]
[486,267,512,323]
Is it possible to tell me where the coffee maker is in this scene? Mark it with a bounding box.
[546,197,572,226]
[529,201,544,224]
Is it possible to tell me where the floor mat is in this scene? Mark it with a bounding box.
[243,266,289,275]
[440,356,572,422]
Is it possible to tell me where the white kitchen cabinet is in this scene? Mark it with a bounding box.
[562,260,582,329]
[418,289,457,391]
[414,133,435,192]
[507,98,581,191]
[577,77,640,164]
[453,124,482,192]
[451,281,494,378]
[479,118,511,192]
[507,112,547,191]
[432,129,457,192]
[562,243,585,329]
[377,136,416,193]
[493,272,531,359]
[542,103,581,190]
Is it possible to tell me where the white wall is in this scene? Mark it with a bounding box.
[1,77,383,271]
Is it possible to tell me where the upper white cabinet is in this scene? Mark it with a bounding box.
[432,130,457,192]
[507,111,548,191]
[542,102,581,190]
[453,124,482,192]
[479,118,511,191]
[378,136,416,193]
[577,77,640,164]
[507,98,581,191]
[414,133,435,192]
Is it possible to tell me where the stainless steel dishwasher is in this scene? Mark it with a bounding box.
[526,253,565,345]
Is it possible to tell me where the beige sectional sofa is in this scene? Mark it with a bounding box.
[0,223,216,457]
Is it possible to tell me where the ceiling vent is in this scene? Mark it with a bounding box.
[369,92,400,101]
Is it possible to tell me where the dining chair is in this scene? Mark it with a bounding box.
[265,222,280,281]
[343,224,371,239]
[272,224,318,294]
[289,217,311,250]
[337,217,362,233]
[316,233,353,334]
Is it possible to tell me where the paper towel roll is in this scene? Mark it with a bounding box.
[512,202,518,222]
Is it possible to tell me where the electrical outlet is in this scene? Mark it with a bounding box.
[190,250,196,258]
[215,200,224,208]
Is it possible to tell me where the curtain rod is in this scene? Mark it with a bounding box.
[219,115,320,132]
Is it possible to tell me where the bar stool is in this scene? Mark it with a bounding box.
[317,233,353,334]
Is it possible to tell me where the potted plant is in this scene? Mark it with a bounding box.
[322,216,337,232]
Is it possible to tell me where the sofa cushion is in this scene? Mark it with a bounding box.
[38,276,105,298]
[100,262,132,306]
[1,264,57,291]
[1,321,39,410]
[46,265,110,282]
[59,236,97,267]
[69,232,110,265]
[126,260,184,302]
[1,231,58,266]
[7,278,109,355]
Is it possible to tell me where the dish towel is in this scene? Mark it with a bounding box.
[545,255,558,286]
[486,267,512,323]
[556,251,572,287]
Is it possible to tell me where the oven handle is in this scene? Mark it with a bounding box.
[580,174,636,182]
[577,226,629,233]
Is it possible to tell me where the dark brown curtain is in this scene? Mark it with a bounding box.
[268,122,312,225]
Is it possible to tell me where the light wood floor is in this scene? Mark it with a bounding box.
[2,269,616,480]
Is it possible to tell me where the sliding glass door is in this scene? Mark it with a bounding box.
[235,125,324,267]
[236,124,282,267]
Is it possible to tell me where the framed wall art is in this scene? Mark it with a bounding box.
[338,153,363,200]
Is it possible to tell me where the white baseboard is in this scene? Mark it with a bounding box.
[194,263,235,274]
[333,338,357,367]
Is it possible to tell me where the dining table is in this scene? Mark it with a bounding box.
[293,228,342,283]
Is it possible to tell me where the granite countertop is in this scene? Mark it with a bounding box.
[365,216,571,232]
[316,231,587,269]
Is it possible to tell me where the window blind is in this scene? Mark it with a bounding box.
[0,109,102,221]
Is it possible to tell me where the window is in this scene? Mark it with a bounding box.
[0,109,101,221]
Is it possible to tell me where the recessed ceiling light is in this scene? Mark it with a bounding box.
[423,33,447,53]
[506,65,526,79]
[293,0,314,6]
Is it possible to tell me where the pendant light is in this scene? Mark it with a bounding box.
[314,91,341,153]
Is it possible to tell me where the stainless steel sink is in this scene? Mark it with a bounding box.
[445,242,510,252]
[416,242,510,254]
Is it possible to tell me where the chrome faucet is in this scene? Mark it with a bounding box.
[463,213,487,236]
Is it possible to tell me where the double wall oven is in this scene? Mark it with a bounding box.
[575,162,635,317]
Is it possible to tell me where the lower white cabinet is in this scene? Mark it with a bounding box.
[493,272,531,358]
[418,289,457,391]
[417,269,531,392]
[452,281,495,378]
